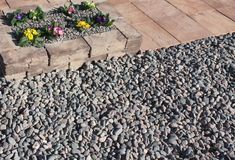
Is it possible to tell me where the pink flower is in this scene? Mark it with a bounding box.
[53,27,64,36]
[68,6,76,14]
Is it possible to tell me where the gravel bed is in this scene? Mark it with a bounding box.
[0,33,234,160]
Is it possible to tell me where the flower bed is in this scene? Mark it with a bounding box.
[6,1,115,47]
[0,1,142,80]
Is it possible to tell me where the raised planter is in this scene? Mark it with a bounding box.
[0,2,142,80]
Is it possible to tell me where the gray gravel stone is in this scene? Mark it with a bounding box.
[0,32,234,159]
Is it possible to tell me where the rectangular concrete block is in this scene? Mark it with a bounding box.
[124,37,142,54]
[0,1,9,10]
[45,37,90,66]
[47,0,68,6]
[69,54,108,70]
[5,72,26,80]
[96,2,123,20]
[0,61,28,75]
[84,29,126,57]
[0,33,18,52]
[107,51,126,59]
[0,47,48,76]
[115,19,142,54]
[69,59,86,70]
[6,0,49,9]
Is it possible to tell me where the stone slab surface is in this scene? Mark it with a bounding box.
[0,33,18,53]
[45,37,90,67]
[4,72,26,80]
[84,29,127,57]
[115,19,142,54]
[6,0,49,9]
[69,54,108,70]
[0,47,48,75]
[97,2,123,20]
[0,0,9,10]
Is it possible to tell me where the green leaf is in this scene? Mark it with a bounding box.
[18,36,29,47]
[34,37,44,48]
[15,9,22,14]
[11,18,17,26]
[106,20,114,27]
[28,12,34,19]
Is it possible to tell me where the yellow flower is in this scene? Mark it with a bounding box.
[23,28,38,41]
[24,28,31,36]
[84,24,90,29]
[31,29,39,35]
[27,33,34,41]
[76,21,91,29]
[77,21,86,27]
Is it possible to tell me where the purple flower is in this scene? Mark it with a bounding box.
[15,13,23,20]
[48,26,53,31]
[96,16,107,24]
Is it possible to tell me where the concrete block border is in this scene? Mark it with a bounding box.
[0,2,142,80]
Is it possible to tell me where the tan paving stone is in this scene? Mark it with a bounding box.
[107,51,126,59]
[107,0,127,5]
[6,0,49,9]
[133,20,179,48]
[166,0,214,16]
[0,33,18,52]
[131,0,212,43]
[69,59,86,70]
[45,37,90,66]
[191,10,235,35]
[84,29,126,57]
[5,72,26,80]
[217,7,235,22]
[0,0,9,10]
[97,2,123,20]
[69,54,108,70]
[202,0,235,8]
[47,0,71,6]
[115,19,142,54]
[0,47,48,75]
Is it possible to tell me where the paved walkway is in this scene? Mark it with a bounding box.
[1,0,235,50]
[108,0,235,50]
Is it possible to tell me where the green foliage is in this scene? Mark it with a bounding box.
[17,28,45,48]
[58,2,78,16]
[8,9,28,26]
[18,36,30,47]
[28,6,45,21]
[34,37,44,48]
[80,1,96,10]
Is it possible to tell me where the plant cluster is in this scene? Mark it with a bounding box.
[9,7,45,26]
[17,28,44,47]
[59,0,96,15]
[7,1,115,48]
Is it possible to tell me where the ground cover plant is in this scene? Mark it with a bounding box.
[6,1,115,48]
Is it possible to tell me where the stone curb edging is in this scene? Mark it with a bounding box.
[0,2,142,80]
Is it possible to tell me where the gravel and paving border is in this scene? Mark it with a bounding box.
[0,32,234,160]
